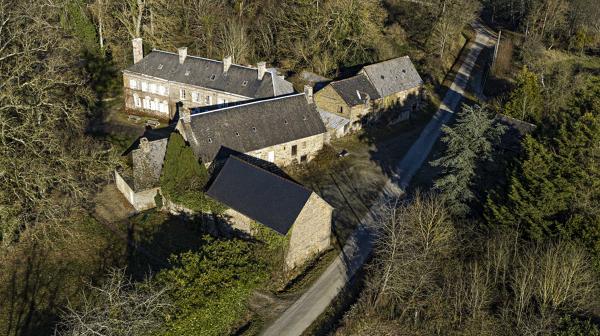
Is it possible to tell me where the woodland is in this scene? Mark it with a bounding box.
[0,0,598,335]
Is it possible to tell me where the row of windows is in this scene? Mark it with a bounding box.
[180,89,229,106]
[129,79,168,96]
[133,94,169,113]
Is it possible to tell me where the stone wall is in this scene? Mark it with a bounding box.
[245,133,325,166]
[114,170,160,211]
[314,85,348,117]
[285,193,332,268]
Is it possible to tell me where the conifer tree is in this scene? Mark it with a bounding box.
[160,133,225,213]
[431,104,506,217]
[504,66,544,123]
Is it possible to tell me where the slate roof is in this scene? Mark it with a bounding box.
[180,93,327,163]
[330,74,381,106]
[130,137,168,192]
[318,109,351,131]
[206,156,313,235]
[360,56,423,98]
[124,50,294,99]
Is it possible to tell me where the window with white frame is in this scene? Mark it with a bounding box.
[160,101,169,113]
[150,99,157,111]
[180,88,186,100]
[143,97,150,109]
[192,92,200,103]
[141,81,148,92]
[205,95,211,105]
[159,85,167,96]
[149,83,157,93]
[129,79,137,89]
[133,94,141,108]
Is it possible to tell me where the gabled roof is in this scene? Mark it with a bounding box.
[360,56,423,98]
[124,50,293,99]
[180,93,327,163]
[330,74,381,106]
[131,137,168,192]
[206,156,313,235]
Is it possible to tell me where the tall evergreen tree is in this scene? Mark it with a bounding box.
[160,133,224,213]
[431,104,506,217]
[504,66,543,123]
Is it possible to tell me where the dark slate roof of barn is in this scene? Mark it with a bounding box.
[360,56,423,98]
[180,93,327,163]
[123,50,293,98]
[330,74,381,106]
[206,156,312,235]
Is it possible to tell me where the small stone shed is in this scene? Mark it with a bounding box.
[206,156,332,268]
[115,128,170,211]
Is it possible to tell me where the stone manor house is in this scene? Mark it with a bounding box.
[122,38,294,119]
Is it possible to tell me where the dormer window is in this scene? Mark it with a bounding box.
[158,64,164,70]
[380,75,385,79]
[185,70,190,76]
[208,138,213,143]
[242,80,248,86]
[210,74,216,81]
[284,119,288,125]
[252,127,257,132]
[302,115,307,121]
[235,132,240,136]
[402,69,406,73]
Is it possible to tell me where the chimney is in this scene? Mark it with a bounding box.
[181,107,191,123]
[178,47,187,65]
[132,38,143,64]
[257,61,267,80]
[223,55,233,73]
[139,137,150,153]
[304,85,314,104]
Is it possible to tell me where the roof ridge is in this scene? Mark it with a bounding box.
[227,155,313,194]
[330,73,369,85]
[150,49,263,72]
[190,93,304,118]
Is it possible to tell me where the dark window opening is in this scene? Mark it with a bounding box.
[242,80,248,86]
[235,132,240,136]
[210,74,216,80]
[252,127,257,132]
[300,155,307,162]
[291,145,297,156]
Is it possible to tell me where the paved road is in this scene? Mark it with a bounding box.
[261,23,496,336]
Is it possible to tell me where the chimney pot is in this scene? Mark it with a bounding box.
[139,137,150,153]
[132,38,143,64]
[223,55,233,73]
[304,85,314,104]
[178,47,188,65]
[257,61,267,80]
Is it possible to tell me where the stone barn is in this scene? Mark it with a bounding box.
[315,56,424,132]
[177,92,327,166]
[206,156,332,269]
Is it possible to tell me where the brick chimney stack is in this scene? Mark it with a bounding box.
[132,38,143,64]
[223,55,233,73]
[304,85,314,104]
[178,47,187,65]
[257,61,267,80]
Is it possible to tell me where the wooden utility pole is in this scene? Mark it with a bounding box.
[492,30,501,69]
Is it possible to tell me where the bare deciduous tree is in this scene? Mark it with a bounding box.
[57,268,171,336]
